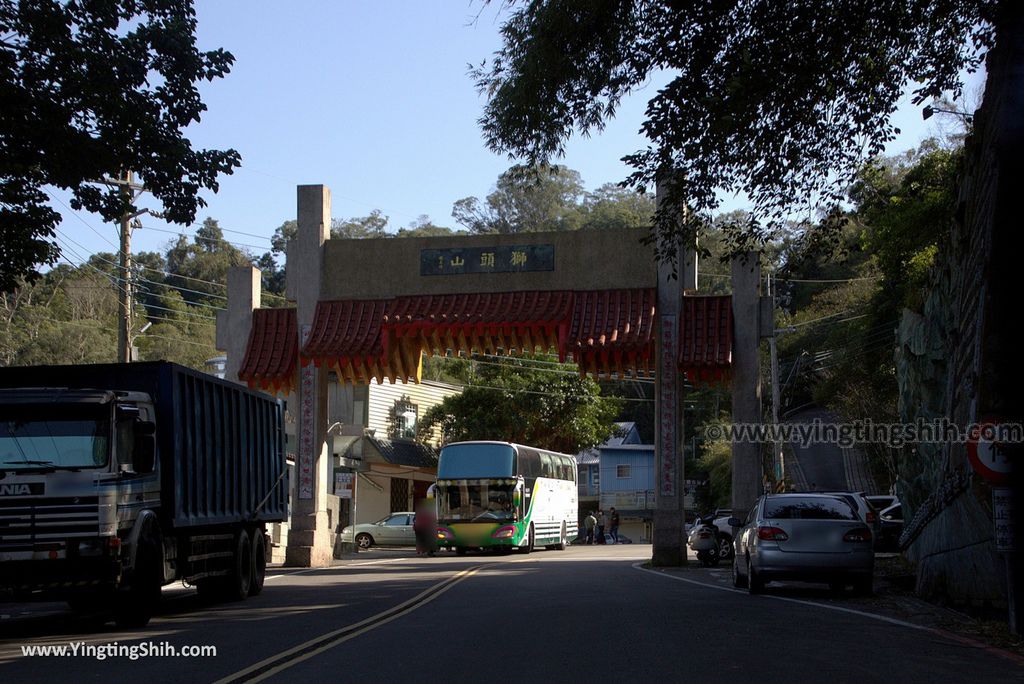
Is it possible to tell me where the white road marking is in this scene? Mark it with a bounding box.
[633,562,931,632]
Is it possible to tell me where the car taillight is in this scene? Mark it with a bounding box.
[756,526,788,541]
[843,528,872,543]
[491,525,516,539]
[866,510,877,524]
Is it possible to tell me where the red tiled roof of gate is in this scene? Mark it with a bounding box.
[566,288,656,378]
[238,307,298,394]
[301,299,400,383]
[383,291,573,356]
[679,295,733,383]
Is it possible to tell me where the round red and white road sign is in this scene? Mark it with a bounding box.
[966,420,1014,484]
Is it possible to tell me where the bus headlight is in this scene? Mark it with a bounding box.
[491,526,516,539]
[436,527,454,541]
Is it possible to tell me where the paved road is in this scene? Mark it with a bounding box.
[786,407,858,492]
[2,546,1021,683]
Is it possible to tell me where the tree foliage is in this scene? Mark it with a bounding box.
[0,0,240,290]
[474,1,996,267]
[452,163,653,233]
[418,354,622,454]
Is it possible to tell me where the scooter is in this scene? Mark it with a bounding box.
[688,517,721,567]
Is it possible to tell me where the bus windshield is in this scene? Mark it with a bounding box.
[437,443,515,479]
[437,481,516,522]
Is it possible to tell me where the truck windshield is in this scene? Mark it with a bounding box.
[437,481,516,522]
[0,406,110,471]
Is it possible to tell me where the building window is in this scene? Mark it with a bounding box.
[616,464,631,479]
[392,398,418,441]
[592,467,600,487]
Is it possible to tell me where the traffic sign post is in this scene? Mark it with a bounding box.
[967,419,1019,635]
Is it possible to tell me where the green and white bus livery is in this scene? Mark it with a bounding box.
[434,441,577,555]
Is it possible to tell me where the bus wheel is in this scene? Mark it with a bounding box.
[455,546,467,556]
[556,522,567,551]
[522,524,535,554]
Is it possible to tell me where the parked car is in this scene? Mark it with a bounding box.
[731,493,874,595]
[818,490,880,536]
[865,494,897,512]
[339,512,416,549]
[876,502,904,552]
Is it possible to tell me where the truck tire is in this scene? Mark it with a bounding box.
[115,535,162,628]
[249,529,267,597]
[224,529,252,602]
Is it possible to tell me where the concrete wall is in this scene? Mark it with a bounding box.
[320,227,657,299]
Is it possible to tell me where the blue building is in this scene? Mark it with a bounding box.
[577,422,655,542]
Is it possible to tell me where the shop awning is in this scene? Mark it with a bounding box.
[679,295,733,383]
[237,307,299,394]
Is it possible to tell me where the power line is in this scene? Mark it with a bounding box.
[139,223,269,252]
[137,332,217,349]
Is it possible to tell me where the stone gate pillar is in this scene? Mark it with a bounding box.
[285,185,333,567]
[730,253,763,520]
[217,266,261,384]
[651,180,693,566]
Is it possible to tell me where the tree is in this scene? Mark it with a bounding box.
[331,210,389,239]
[394,215,458,238]
[165,218,251,308]
[474,1,997,267]
[0,0,240,291]
[581,183,654,231]
[418,354,621,454]
[452,163,585,233]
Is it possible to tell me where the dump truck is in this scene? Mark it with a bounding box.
[0,361,287,627]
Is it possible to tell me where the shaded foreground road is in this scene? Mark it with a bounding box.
[2,545,1021,683]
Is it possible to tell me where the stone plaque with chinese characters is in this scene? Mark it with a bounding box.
[420,245,554,275]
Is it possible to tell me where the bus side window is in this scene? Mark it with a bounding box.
[557,456,569,481]
[540,454,553,479]
[563,457,575,482]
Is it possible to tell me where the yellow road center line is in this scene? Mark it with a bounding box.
[214,564,488,684]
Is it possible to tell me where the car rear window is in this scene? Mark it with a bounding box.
[764,497,858,520]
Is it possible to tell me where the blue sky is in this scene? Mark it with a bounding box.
[53,1,985,264]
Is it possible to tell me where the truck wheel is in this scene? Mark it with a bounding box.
[115,536,162,628]
[249,530,267,597]
[224,529,252,602]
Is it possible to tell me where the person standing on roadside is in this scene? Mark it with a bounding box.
[609,507,620,544]
[596,509,606,544]
[584,511,597,544]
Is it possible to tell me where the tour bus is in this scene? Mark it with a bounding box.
[433,441,578,554]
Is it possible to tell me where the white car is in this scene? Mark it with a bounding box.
[339,512,416,549]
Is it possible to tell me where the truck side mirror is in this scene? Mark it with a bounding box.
[134,421,156,474]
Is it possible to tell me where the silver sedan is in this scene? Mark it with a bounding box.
[730,493,874,595]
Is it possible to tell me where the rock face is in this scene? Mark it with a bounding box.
[894,19,1024,605]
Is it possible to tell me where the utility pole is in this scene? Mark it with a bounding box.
[103,171,153,363]
[767,273,783,486]
[117,170,134,363]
